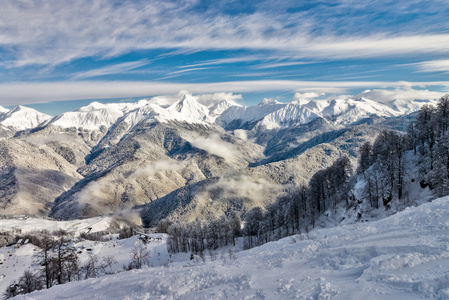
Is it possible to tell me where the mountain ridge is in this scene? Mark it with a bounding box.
[0,93,436,221]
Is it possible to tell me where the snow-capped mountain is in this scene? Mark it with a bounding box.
[217,99,286,129]
[304,97,399,125]
[42,102,125,130]
[0,93,435,219]
[385,98,437,114]
[255,104,321,130]
[0,105,51,131]
[208,100,239,121]
[167,94,212,123]
[218,96,424,132]
[0,105,9,114]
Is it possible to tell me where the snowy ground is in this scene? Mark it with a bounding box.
[6,196,449,299]
[0,216,112,235]
[0,234,168,297]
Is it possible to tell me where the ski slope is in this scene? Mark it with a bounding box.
[12,196,449,299]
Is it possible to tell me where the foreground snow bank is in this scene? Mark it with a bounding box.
[16,196,449,299]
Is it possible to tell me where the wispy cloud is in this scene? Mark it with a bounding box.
[72,59,151,79]
[166,67,213,76]
[253,61,313,69]
[412,59,449,73]
[2,0,449,67]
[158,67,214,80]
[175,55,265,69]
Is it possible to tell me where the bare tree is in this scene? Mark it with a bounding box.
[18,270,43,294]
[131,241,151,269]
[81,254,100,279]
[101,256,118,274]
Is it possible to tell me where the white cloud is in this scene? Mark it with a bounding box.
[293,92,325,104]
[203,172,283,204]
[145,92,242,108]
[0,80,448,106]
[195,93,242,106]
[129,160,185,180]
[75,176,116,215]
[233,129,248,141]
[356,88,445,103]
[189,133,239,162]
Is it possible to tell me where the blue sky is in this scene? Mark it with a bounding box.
[1,0,449,115]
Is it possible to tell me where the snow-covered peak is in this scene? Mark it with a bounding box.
[46,104,126,131]
[384,98,437,115]
[257,104,322,130]
[117,101,214,134]
[46,109,124,131]
[217,101,287,128]
[258,98,282,106]
[168,94,212,123]
[0,105,9,114]
[76,101,145,113]
[76,101,108,112]
[208,100,239,121]
[302,97,398,126]
[0,105,51,130]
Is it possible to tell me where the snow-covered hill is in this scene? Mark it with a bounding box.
[218,96,417,131]
[12,195,449,299]
[0,106,9,114]
[42,102,125,130]
[0,106,51,131]
[305,97,398,125]
[385,98,436,115]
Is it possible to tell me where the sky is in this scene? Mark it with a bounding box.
[1,0,449,115]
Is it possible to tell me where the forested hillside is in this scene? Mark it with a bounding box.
[161,95,449,253]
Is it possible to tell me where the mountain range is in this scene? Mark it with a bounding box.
[0,94,435,225]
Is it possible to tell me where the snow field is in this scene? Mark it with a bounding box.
[0,234,169,298]
[9,196,449,299]
[0,216,112,236]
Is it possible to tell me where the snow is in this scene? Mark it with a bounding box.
[217,102,286,127]
[0,216,112,236]
[258,98,282,106]
[257,104,321,129]
[385,98,438,115]
[306,97,398,125]
[9,196,449,299]
[208,100,237,121]
[0,106,51,131]
[0,244,35,295]
[167,94,212,123]
[218,96,425,130]
[0,106,9,114]
[0,95,432,135]
[44,108,124,131]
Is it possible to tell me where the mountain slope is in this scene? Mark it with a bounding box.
[0,138,82,215]
[50,120,265,220]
